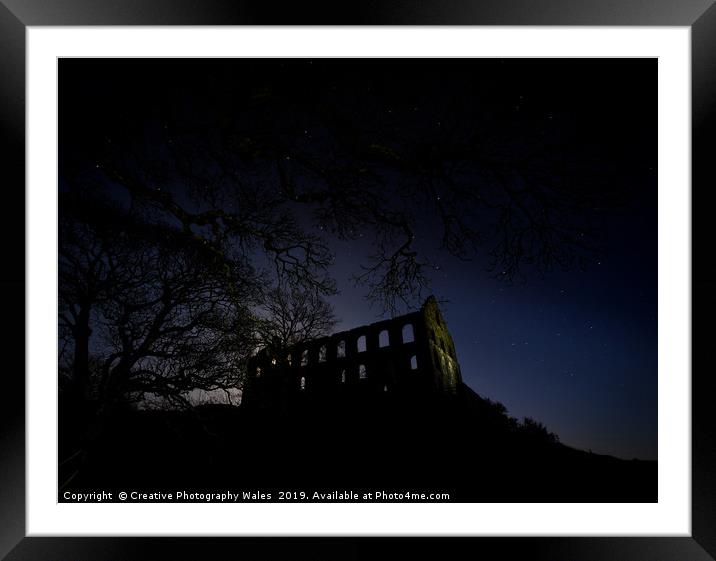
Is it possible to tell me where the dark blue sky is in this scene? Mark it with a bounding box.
[60,58,657,461]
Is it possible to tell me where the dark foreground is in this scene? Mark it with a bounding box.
[59,385,656,502]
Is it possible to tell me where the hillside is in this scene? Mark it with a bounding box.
[60,382,656,502]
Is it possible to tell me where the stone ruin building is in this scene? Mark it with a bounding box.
[241,296,462,411]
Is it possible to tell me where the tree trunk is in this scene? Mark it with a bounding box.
[72,301,92,400]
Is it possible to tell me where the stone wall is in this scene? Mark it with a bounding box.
[242,296,462,410]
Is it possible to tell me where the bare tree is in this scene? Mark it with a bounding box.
[97,238,259,409]
[82,70,617,317]
[254,287,338,355]
[59,193,134,402]
[59,190,262,410]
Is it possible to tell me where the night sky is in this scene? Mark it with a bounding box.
[60,58,657,461]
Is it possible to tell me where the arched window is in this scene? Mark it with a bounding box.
[319,345,327,363]
[359,364,367,379]
[341,369,346,383]
[300,376,306,390]
[256,366,262,377]
[357,335,367,353]
[337,340,346,358]
[384,384,388,392]
[410,355,418,370]
[402,323,414,343]
[301,349,308,367]
[379,330,390,348]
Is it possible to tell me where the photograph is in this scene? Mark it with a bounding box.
[0,0,710,555]
[56,57,658,504]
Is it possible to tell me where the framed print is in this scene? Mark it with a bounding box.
[2,1,715,560]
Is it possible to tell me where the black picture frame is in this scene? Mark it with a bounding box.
[1,2,714,559]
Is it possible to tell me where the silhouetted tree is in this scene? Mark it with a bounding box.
[254,287,338,356]
[97,236,258,409]
[59,210,105,401]
[519,417,560,444]
[59,191,261,411]
[59,193,136,403]
[63,60,623,316]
